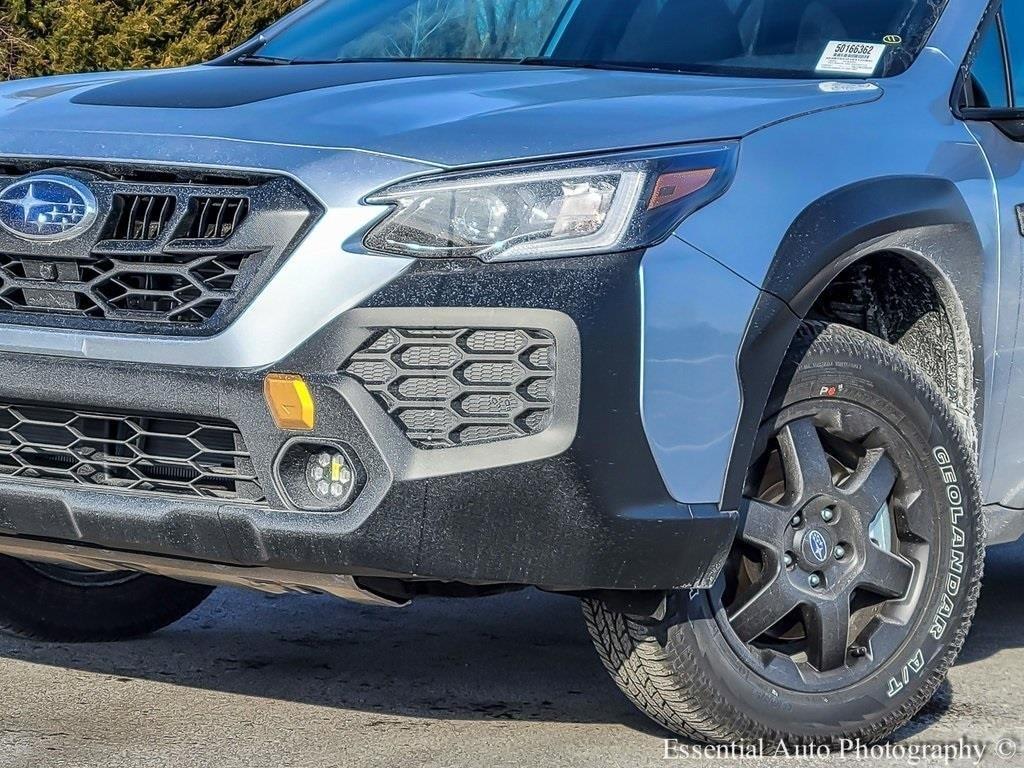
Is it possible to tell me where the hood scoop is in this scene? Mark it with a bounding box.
[71,62,524,109]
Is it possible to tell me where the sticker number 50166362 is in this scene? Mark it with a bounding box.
[816,41,886,76]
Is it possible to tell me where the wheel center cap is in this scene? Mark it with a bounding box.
[800,527,832,567]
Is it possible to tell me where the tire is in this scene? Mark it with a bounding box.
[584,322,984,746]
[0,555,214,642]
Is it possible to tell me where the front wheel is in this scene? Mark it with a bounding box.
[585,323,984,745]
[0,555,214,642]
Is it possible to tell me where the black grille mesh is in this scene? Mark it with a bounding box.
[186,197,249,240]
[0,164,318,335]
[0,188,253,325]
[343,328,556,449]
[0,404,264,503]
[111,194,176,241]
[0,250,256,324]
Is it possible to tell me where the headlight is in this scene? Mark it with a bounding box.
[363,142,737,262]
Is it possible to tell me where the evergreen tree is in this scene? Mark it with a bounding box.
[1,0,304,79]
[0,0,562,81]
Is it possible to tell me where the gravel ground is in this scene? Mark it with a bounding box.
[1,540,1023,768]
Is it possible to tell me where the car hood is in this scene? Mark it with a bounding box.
[0,63,881,169]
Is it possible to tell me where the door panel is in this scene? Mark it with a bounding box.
[966,10,1024,507]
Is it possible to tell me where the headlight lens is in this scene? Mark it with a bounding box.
[364,142,737,262]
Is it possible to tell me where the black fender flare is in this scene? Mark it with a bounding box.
[721,176,986,511]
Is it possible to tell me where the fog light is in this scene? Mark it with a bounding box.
[275,440,362,511]
[306,450,354,503]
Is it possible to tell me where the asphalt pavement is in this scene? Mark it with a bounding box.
[2,540,1024,767]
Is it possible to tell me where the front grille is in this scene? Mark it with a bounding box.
[343,328,556,449]
[0,162,319,335]
[0,404,265,503]
[186,197,249,240]
[111,194,176,241]
[0,250,253,324]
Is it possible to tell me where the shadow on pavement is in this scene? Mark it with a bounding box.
[0,584,665,734]
[953,539,1024,664]
[0,539,1020,737]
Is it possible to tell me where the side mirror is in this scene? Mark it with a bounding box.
[960,107,1024,142]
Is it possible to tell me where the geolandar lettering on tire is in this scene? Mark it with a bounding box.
[931,446,966,642]
[888,446,966,698]
[886,648,925,699]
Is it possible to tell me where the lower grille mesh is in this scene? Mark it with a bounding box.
[0,404,264,503]
[0,250,256,325]
[343,328,556,449]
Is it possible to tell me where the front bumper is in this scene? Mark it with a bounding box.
[0,253,736,591]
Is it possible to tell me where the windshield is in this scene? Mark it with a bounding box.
[251,0,948,79]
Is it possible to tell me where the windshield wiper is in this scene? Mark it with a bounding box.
[235,55,528,67]
[234,55,296,66]
[517,57,646,72]
[290,57,520,64]
[517,57,710,77]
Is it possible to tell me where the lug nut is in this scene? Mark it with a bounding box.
[783,553,794,567]
[834,545,847,560]
[791,514,802,528]
[808,573,822,588]
[821,508,835,523]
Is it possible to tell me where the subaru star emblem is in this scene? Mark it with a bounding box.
[806,529,829,565]
[0,174,98,242]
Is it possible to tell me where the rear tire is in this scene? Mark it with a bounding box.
[585,323,984,745]
[0,555,214,642]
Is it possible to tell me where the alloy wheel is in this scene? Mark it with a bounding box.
[718,405,933,691]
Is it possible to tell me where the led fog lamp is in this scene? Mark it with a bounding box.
[275,441,362,511]
[307,450,355,503]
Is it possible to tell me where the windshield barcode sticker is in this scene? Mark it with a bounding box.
[816,41,886,76]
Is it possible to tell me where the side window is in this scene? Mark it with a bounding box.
[1004,3,1024,104]
[967,15,1010,109]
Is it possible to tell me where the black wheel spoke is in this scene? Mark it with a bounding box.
[841,448,898,519]
[777,418,833,501]
[802,597,852,672]
[894,489,932,544]
[858,547,914,600]
[727,570,799,644]
[740,499,790,548]
[723,387,936,691]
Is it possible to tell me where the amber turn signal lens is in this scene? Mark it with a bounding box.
[648,168,717,210]
[264,374,316,431]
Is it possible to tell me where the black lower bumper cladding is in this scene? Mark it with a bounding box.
[0,253,736,591]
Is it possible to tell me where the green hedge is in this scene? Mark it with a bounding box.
[1,0,304,80]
